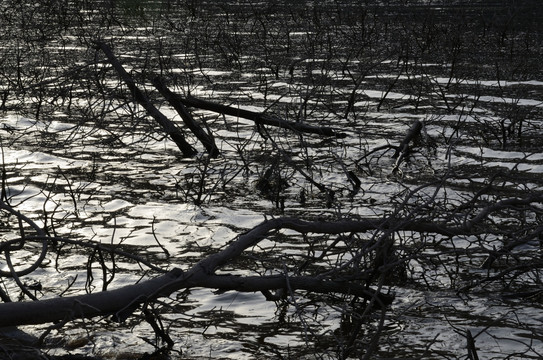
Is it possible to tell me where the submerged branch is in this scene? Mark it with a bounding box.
[198,274,394,307]
[152,77,220,157]
[1,193,539,327]
[179,95,348,138]
[94,41,197,157]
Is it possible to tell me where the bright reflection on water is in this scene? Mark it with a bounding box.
[1,0,543,358]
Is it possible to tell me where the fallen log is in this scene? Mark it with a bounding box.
[152,77,220,157]
[2,192,539,327]
[0,217,395,327]
[0,269,182,326]
[94,41,197,157]
[179,95,347,138]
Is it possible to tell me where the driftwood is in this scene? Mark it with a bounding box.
[356,120,422,172]
[152,77,220,157]
[2,193,542,326]
[179,95,347,138]
[0,217,396,327]
[94,41,197,157]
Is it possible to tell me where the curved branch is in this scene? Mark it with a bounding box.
[1,194,538,327]
[0,200,48,278]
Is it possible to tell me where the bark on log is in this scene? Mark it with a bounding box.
[179,95,347,138]
[0,269,183,326]
[94,41,197,157]
[152,77,220,157]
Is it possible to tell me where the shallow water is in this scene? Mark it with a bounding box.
[1,1,543,359]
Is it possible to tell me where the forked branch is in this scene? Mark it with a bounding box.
[94,41,197,157]
[1,194,540,327]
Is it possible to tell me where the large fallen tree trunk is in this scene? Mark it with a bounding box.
[94,41,197,157]
[179,95,347,138]
[0,217,395,327]
[2,189,540,327]
[4,191,540,327]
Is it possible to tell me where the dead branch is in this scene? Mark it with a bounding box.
[197,274,393,307]
[152,77,220,157]
[0,200,47,278]
[179,95,347,138]
[392,119,422,171]
[1,192,540,326]
[466,330,480,360]
[94,41,197,157]
[0,217,390,327]
[258,124,329,194]
[356,120,422,171]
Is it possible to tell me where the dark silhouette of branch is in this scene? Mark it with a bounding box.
[179,95,348,138]
[3,192,540,327]
[94,41,197,157]
[152,77,220,157]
